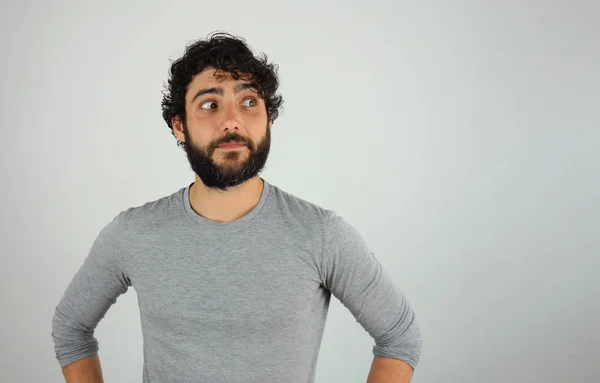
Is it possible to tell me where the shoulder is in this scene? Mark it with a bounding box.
[107,186,185,234]
[267,181,362,227]
[265,182,363,245]
[266,181,335,229]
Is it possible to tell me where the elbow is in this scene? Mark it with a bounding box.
[372,313,423,370]
[51,306,99,368]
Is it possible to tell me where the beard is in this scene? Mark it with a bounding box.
[181,124,271,191]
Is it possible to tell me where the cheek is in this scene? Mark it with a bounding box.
[187,115,219,138]
[245,107,268,126]
[190,106,266,138]
[248,119,268,140]
[183,127,210,149]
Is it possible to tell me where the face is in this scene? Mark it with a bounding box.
[173,68,272,191]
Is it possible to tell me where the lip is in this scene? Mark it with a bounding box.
[217,143,246,149]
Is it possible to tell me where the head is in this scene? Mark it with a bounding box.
[161,32,283,190]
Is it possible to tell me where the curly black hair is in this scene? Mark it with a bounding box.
[161,32,284,140]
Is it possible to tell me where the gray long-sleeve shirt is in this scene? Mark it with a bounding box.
[51,179,422,382]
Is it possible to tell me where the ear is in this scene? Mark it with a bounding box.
[172,116,185,142]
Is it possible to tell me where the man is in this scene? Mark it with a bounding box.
[52,32,422,383]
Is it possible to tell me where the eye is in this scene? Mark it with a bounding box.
[200,100,217,110]
[242,98,256,107]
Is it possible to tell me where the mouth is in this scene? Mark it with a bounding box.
[217,142,246,149]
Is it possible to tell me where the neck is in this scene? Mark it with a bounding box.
[188,176,265,223]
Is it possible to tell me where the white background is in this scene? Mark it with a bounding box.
[1,0,598,382]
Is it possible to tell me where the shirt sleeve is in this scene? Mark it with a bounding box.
[51,212,131,367]
[319,210,422,369]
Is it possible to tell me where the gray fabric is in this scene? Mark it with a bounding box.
[52,179,422,382]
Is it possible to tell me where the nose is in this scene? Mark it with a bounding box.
[220,102,242,132]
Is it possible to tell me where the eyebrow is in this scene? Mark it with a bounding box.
[191,82,258,103]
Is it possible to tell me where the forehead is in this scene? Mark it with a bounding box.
[187,68,252,95]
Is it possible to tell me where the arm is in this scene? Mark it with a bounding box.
[320,211,422,381]
[51,213,131,380]
[61,354,104,383]
[367,356,414,383]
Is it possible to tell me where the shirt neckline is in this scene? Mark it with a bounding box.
[181,177,272,232]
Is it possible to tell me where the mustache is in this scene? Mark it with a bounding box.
[213,133,251,148]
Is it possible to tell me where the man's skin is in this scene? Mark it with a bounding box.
[368,356,414,382]
[62,354,102,382]
[61,68,414,382]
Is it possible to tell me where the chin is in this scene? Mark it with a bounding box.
[215,153,249,163]
[217,159,249,170]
